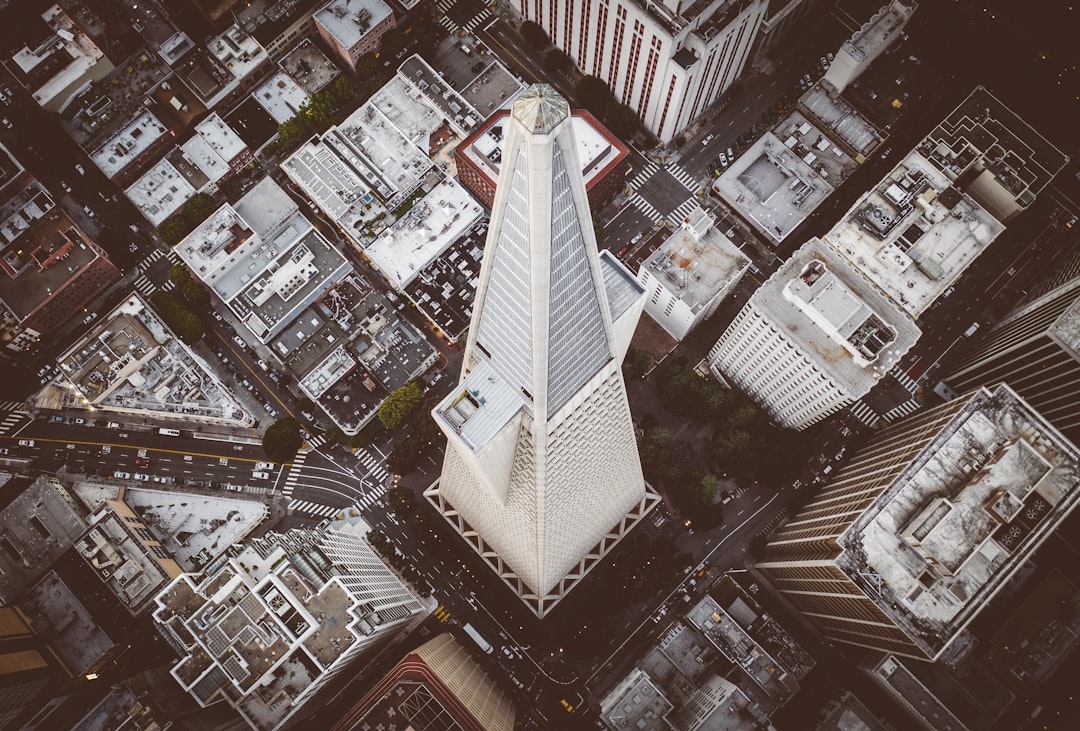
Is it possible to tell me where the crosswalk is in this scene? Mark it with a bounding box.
[281,450,309,499]
[627,161,659,191]
[133,275,174,299]
[881,399,921,423]
[629,193,661,222]
[306,432,329,449]
[0,401,24,412]
[668,198,702,226]
[356,447,390,486]
[667,162,700,192]
[435,0,492,33]
[288,499,346,518]
[0,411,27,435]
[135,248,179,274]
[849,401,881,428]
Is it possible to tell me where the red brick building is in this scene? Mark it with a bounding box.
[456,108,629,212]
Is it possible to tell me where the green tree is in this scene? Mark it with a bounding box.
[262,417,303,463]
[622,347,651,380]
[603,102,641,141]
[544,48,572,75]
[350,430,371,450]
[378,381,425,429]
[355,52,379,78]
[158,215,189,246]
[700,473,720,502]
[180,278,209,309]
[183,193,217,226]
[519,20,549,50]
[169,262,192,286]
[575,75,613,119]
[150,291,204,342]
[328,75,354,105]
[379,28,406,57]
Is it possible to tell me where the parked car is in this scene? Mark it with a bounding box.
[114,471,131,479]
[252,471,270,480]
[255,462,274,471]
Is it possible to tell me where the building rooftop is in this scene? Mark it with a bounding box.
[914,86,1069,221]
[750,236,921,398]
[800,85,884,158]
[253,71,310,124]
[864,655,965,730]
[0,476,85,603]
[714,113,856,244]
[193,113,248,166]
[20,571,115,677]
[76,502,183,615]
[836,385,1080,660]
[89,110,169,180]
[404,219,487,341]
[279,39,340,94]
[125,158,197,227]
[600,668,673,731]
[0,213,106,321]
[435,359,526,452]
[461,109,628,193]
[61,48,170,149]
[315,0,393,50]
[369,75,451,153]
[281,134,385,233]
[825,149,1005,317]
[365,177,484,288]
[448,55,524,121]
[815,690,891,731]
[50,294,255,426]
[640,209,749,313]
[224,97,279,150]
[13,4,111,112]
[396,54,482,136]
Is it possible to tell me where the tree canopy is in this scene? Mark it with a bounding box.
[378,381,425,429]
[520,20,549,50]
[150,291,203,343]
[575,76,613,119]
[262,417,304,463]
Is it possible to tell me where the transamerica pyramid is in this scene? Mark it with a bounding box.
[426,85,659,618]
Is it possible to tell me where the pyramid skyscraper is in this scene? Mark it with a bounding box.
[426,85,657,617]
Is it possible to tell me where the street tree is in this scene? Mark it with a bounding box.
[378,381,425,429]
[262,417,303,463]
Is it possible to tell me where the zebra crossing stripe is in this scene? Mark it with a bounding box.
[288,499,341,517]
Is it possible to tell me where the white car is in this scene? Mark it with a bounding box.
[114,471,131,479]
[75,163,85,175]
[18,439,34,447]
[255,462,274,471]
[133,473,151,481]
[252,471,270,480]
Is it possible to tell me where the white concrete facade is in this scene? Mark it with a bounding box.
[513,0,767,144]
[427,86,657,617]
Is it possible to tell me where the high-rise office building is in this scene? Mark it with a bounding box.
[944,265,1080,442]
[756,385,1080,661]
[707,237,920,429]
[153,515,426,731]
[427,85,657,618]
[511,0,768,144]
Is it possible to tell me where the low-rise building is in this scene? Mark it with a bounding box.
[636,206,749,340]
[315,0,396,73]
[75,495,184,616]
[11,4,114,112]
[45,294,254,427]
[153,514,427,731]
[823,0,917,95]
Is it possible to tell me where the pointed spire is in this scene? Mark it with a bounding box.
[511,84,569,134]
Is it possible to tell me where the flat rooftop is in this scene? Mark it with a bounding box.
[22,571,114,676]
[281,135,385,233]
[454,57,525,118]
[750,237,921,397]
[600,668,672,731]
[396,54,482,136]
[0,214,104,320]
[0,177,55,250]
[825,150,1005,317]
[365,177,484,288]
[836,385,1080,660]
[404,220,486,340]
[800,85,884,158]
[640,211,749,314]
[915,86,1069,221]
[435,359,526,452]
[315,0,393,50]
[125,158,197,227]
[252,71,310,124]
[53,294,254,426]
[193,113,248,166]
[279,39,340,94]
[714,115,855,244]
[16,5,111,112]
[369,75,449,152]
[89,109,168,180]
[61,48,170,149]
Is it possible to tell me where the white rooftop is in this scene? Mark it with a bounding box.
[19,5,111,111]
[365,177,484,288]
[800,85,884,158]
[368,76,446,151]
[193,113,247,164]
[714,116,855,244]
[315,0,393,50]
[825,149,1004,317]
[837,385,1080,660]
[435,359,525,451]
[90,110,168,180]
[752,237,921,396]
[125,159,197,227]
[252,71,311,124]
[207,24,266,82]
[640,210,750,312]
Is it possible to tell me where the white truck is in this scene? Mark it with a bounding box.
[463,623,493,654]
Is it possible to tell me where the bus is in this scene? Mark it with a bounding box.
[463,623,493,654]
[158,428,180,437]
